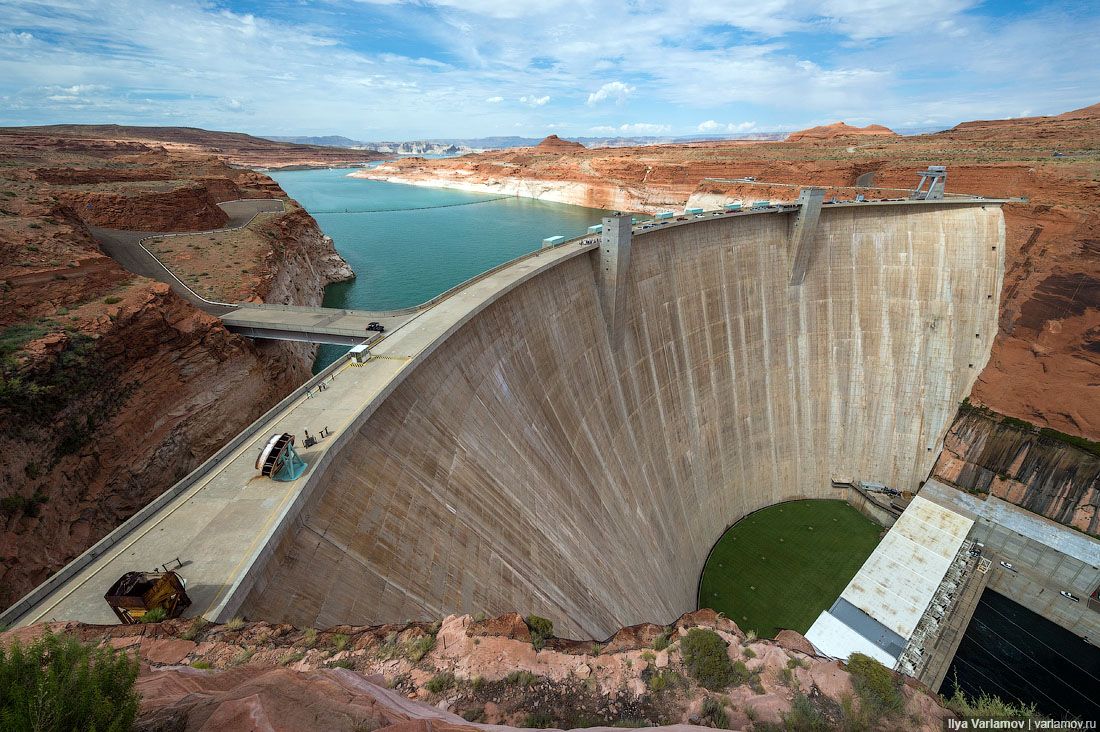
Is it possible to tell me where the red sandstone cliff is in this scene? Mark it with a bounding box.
[0,131,352,608]
[1,610,956,731]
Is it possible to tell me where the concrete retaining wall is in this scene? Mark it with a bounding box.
[241,203,1005,637]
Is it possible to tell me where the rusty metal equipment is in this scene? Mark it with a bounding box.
[104,571,192,624]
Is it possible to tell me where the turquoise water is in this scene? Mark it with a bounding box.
[269,168,612,370]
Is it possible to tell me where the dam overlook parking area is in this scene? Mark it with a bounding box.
[3,196,1007,639]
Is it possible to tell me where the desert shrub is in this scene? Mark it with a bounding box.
[226,616,245,630]
[783,691,830,731]
[653,629,674,651]
[846,653,903,719]
[425,672,455,694]
[327,658,355,669]
[331,633,349,651]
[645,668,683,692]
[945,677,1040,720]
[180,617,209,641]
[191,660,212,669]
[300,627,317,647]
[140,606,167,623]
[505,670,538,687]
[523,712,555,728]
[279,651,305,666]
[0,492,48,517]
[525,615,553,650]
[462,705,486,722]
[743,647,756,659]
[405,635,434,662]
[103,296,121,305]
[681,628,738,690]
[701,696,730,728]
[230,648,254,666]
[0,632,139,732]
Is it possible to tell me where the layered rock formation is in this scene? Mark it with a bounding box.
[932,409,1099,534]
[0,130,352,608]
[0,610,956,731]
[785,122,897,142]
[0,124,384,169]
[535,134,586,152]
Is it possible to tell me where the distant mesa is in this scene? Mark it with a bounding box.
[535,134,586,151]
[786,122,897,142]
[1055,101,1100,119]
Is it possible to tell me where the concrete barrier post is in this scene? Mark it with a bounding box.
[788,187,825,287]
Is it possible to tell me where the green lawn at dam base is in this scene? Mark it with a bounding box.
[698,500,882,638]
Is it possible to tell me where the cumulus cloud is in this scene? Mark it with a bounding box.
[0,0,1096,137]
[697,120,757,133]
[590,122,671,136]
[586,81,635,106]
[617,122,671,135]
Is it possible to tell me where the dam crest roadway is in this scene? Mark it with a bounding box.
[2,189,1012,640]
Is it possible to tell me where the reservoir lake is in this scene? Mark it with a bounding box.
[269,167,612,370]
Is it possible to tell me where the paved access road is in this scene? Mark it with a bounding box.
[89,198,285,315]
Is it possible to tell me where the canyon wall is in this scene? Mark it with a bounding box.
[932,410,1100,534]
[242,203,1003,638]
[0,132,353,608]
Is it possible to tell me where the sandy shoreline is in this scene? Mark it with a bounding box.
[349,166,675,212]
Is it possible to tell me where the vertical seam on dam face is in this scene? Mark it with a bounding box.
[241,203,1006,638]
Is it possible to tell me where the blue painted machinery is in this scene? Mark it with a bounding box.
[256,432,308,481]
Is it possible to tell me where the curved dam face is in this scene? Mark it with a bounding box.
[242,203,1005,638]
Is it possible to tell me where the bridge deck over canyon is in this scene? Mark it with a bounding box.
[3,196,1008,637]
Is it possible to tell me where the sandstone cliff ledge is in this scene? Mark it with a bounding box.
[1,610,955,731]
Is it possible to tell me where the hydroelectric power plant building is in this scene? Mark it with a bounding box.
[5,183,1097,689]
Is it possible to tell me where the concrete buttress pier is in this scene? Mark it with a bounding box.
[596,214,633,348]
[788,187,825,286]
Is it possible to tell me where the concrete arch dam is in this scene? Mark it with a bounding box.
[240,201,1005,638]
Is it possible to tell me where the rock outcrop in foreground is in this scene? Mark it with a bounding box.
[1,610,954,731]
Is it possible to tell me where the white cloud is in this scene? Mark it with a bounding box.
[590,122,671,136]
[0,0,1096,139]
[697,120,757,133]
[586,81,634,106]
[617,122,670,135]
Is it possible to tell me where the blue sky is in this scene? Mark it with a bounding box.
[1,0,1098,140]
